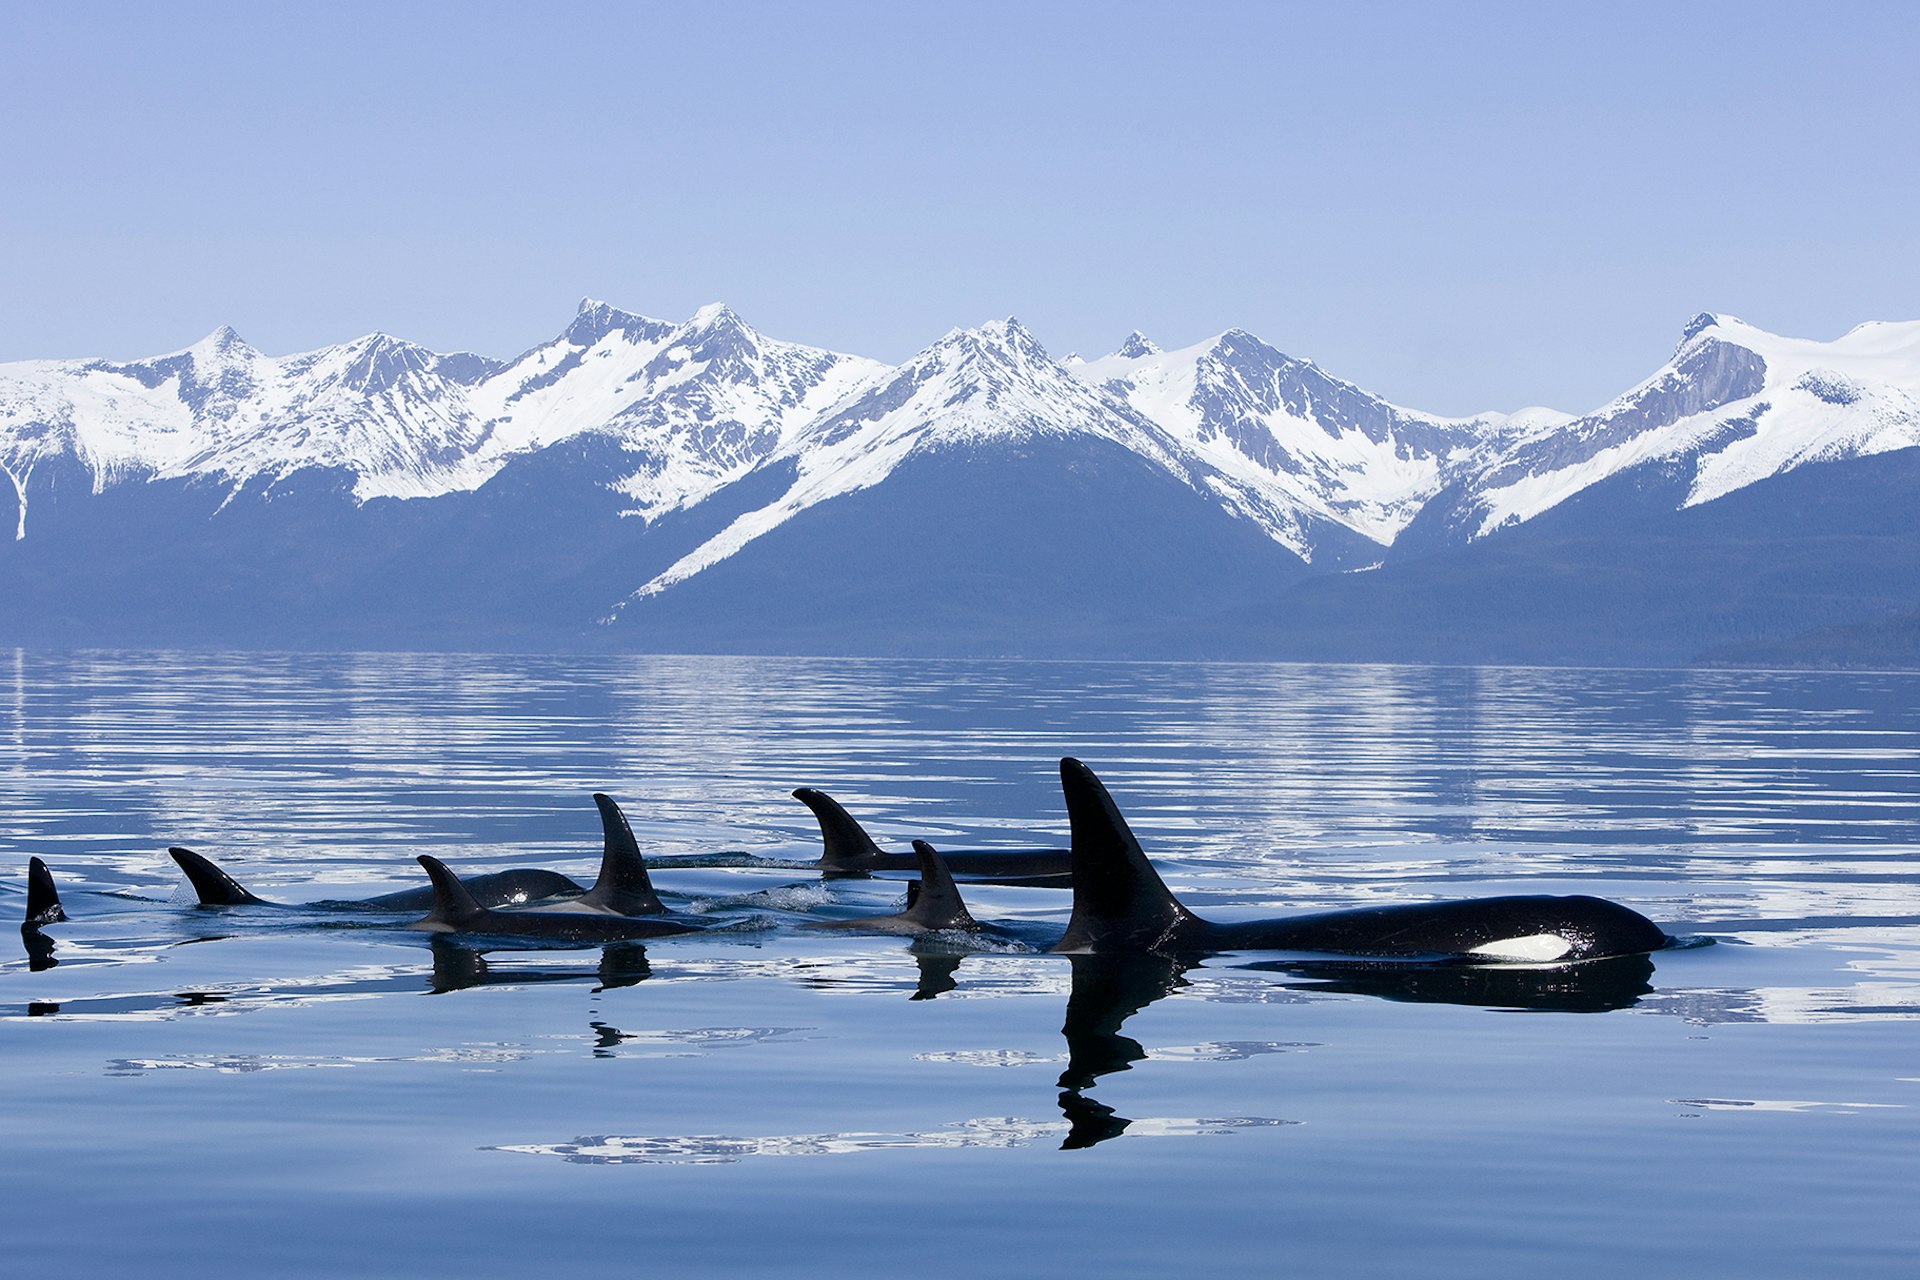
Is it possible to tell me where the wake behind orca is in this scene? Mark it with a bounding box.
[1050,758,1672,963]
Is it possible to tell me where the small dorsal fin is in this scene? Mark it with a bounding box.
[1052,758,1199,952]
[415,855,485,929]
[25,857,66,925]
[169,847,268,906]
[580,794,666,915]
[902,840,976,931]
[792,787,887,874]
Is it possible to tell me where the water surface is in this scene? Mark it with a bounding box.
[4,653,1917,1277]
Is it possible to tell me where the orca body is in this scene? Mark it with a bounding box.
[21,857,67,971]
[509,794,674,918]
[1051,758,1672,963]
[24,857,66,925]
[408,855,702,942]
[791,787,1073,883]
[165,791,683,913]
[168,845,583,913]
[808,840,981,935]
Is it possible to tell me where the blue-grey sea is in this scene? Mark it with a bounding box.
[3,651,1916,1277]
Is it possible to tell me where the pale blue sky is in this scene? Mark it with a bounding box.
[3,1,1915,414]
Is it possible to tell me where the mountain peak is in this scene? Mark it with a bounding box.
[564,298,671,347]
[1113,331,1160,359]
[686,301,744,332]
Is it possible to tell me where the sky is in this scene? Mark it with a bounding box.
[2,1,1916,416]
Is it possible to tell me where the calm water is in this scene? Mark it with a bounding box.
[3,652,1917,1277]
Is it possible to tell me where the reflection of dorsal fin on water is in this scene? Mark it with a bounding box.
[1054,758,1198,953]
[25,857,67,925]
[416,855,487,930]
[900,841,975,931]
[580,794,667,915]
[169,847,267,907]
[791,787,887,874]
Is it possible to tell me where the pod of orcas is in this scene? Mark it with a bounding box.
[17,758,1674,972]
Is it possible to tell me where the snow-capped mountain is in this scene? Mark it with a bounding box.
[3,301,1916,664]
[461,300,886,518]
[622,317,1201,603]
[0,299,885,539]
[1073,328,1523,553]
[1413,313,1920,546]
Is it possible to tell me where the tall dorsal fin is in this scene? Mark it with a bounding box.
[168,847,268,906]
[901,840,976,931]
[25,857,66,925]
[792,787,886,874]
[1052,758,1200,953]
[580,794,666,915]
[415,855,486,929]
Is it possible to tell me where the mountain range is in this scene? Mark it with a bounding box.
[3,300,1916,665]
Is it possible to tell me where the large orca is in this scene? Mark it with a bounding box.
[408,855,703,942]
[791,787,1073,883]
[165,791,669,912]
[808,840,980,935]
[1051,758,1672,962]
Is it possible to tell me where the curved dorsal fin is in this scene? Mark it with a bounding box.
[1052,758,1200,953]
[792,788,886,874]
[415,855,485,929]
[169,847,268,906]
[25,857,66,925]
[902,840,976,931]
[581,794,666,915]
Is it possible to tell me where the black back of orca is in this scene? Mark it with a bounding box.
[409,855,701,942]
[25,857,67,925]
[1051,758,1671,962]
[809,840,981,935]
[791,787,1073,883]
[168,846,584,912]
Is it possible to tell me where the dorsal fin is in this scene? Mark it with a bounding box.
[168,847,268,906]
[792,787,886,874]
[25,857,66,924]
[1052,758,1200,952]
[415,855,486,929]
[901,841,976,931]
[580,794,666,915]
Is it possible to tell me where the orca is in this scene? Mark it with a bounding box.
[791,786,1073,883]
[165,791,671,912]
[408,855,702,942]
[21,856,66,972]
[1051,758,1672,962]
[24,856,66,925]
[168,845,583,912]
[808,840,980,935]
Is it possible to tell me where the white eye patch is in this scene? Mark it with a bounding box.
[1466,933,1573,962]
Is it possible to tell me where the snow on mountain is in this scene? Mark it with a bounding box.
[621,317,1196,603]
[1458,314,1920,538]
[0,300,886,537]
[1074,328,1511,550]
